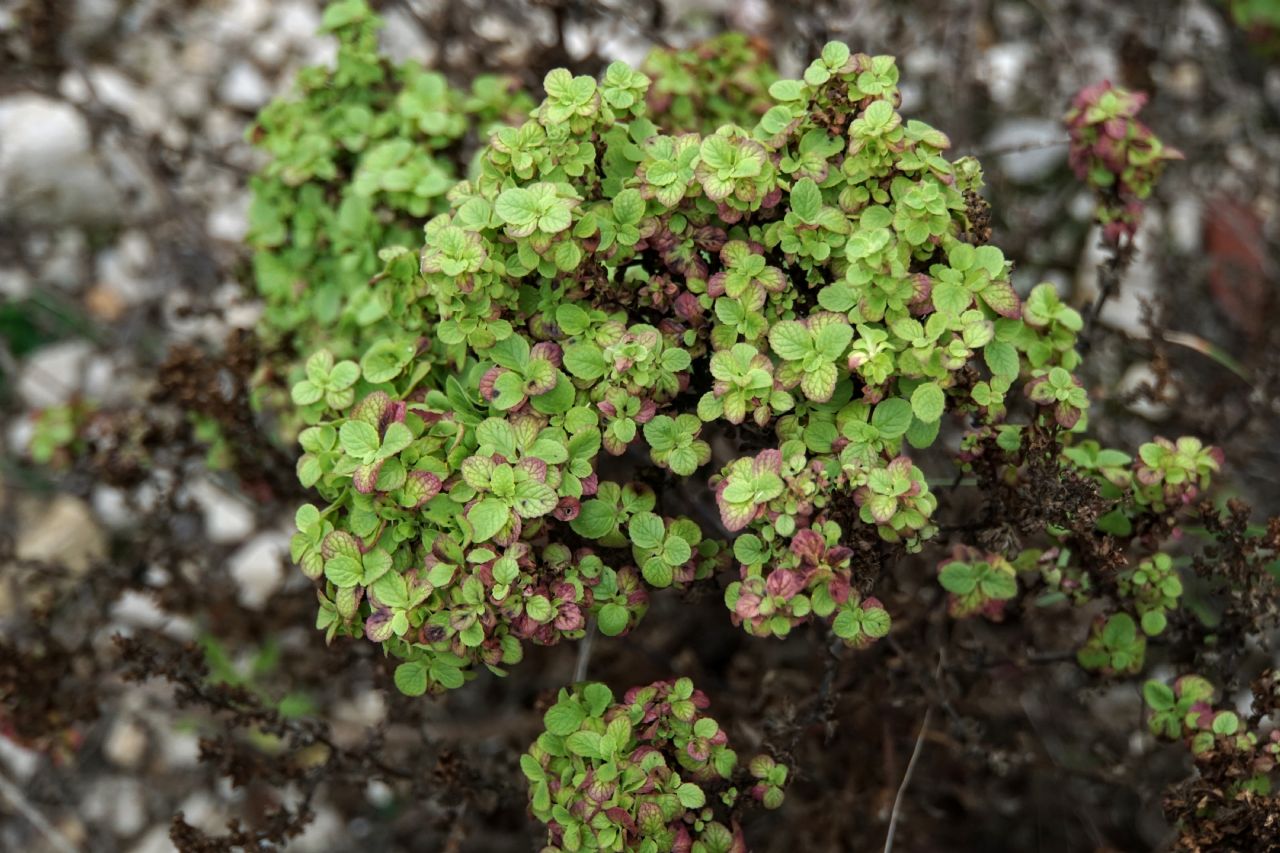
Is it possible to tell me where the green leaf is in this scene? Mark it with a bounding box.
[566,730,603,758]
[468,498,510,542]
[979,570,1017,600]
[598,603,629,636]
[572,500,616,539]
[790,178,823,223]
[564,344,608,380]
[612,188,645,224]
[544,699,586,736]
[582,683,613,717]
[948,242,976,272]
[1142,680,1175,711]
[812,321,853,360]
[905,416,941,449]
[556,304,591,336]
[394,661,429,696]
[675,782,706,809]
[1102,613,1137,647]
[910,382,946,423]
[629,512,665,550]
[769,321,812,361]
[526,594,553,622]
[938,562,976,595]
[871,398,913,438]
[324,555,363,589]
[983,341,1019,380]
[361,339,415,384]
[339,420,381,461]
[662,536,692,565]
[768,79,807,102]
[1141,610,1167,636]
[291,379,323,406]
[520,754,546,782]
[1212,712,1239,736]
[642,557,674,588]
[495,187,538,227]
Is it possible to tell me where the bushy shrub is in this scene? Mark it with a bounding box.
[248,5,783,447]
[264,26,1264,850]
[641,33,777,132]
[523,679,785,852]
[285,36,1214,697]
[246,0,531,436]
[1064,81,1181,247]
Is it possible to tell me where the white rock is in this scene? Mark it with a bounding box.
[276,2,320,46]
[16,494,107,575]
[18,340,94,408]
[187,477,256,544]
[155,725,200,769]
[251,33,289,69]
[227,0,272,33]
[1168,196,1203,254]
[986,118,1068,185]
[207,191,250,243]
[1118,362,1173,421]
[38,229,90,291]
[69,0,121,46]
[380,7,436,66]
[110,590,194,640]
[104,718,149,769]
[218,62,271,111]
[1075,218,1160,338]
[366,779,394,807]
[82,777,147,836]
[977,43,1033,108]
[127,826,177,853]
[0,266,31,299]
[6,417,34,458]
[176,792,224,836]
[166,77,209,121]
[92,484,135,530]
[88,65,168,136]
[227,532,291,610]
[289,806,344,853]
[0,95,120,225]
[0,734,42,782]
[97,231,158,306]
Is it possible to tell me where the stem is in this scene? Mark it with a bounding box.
[883,705,934,853]
[574,618,596,683]
[0,770,79,853]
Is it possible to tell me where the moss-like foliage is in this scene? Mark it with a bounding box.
[641,33,777,132]
[1064,81,1181,247]
[289,40,1096,692]
[282,32,1219,721]
[522,679,785,852]
[246,0,531,427]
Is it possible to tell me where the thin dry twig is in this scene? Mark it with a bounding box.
[0,769,81,853]
[883,704,934,853]
[574,617,596,683]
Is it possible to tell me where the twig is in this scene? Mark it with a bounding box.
[966,135,1070,159]
[883,704,933,853]
[0,770,80,853]
[574,618,596,683]
[1079,241,1136,353]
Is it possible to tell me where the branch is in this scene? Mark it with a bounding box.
[882,704,934,853]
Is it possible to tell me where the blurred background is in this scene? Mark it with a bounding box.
[1,0,1278,851]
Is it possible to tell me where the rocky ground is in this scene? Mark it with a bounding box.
[1,1,1278,851]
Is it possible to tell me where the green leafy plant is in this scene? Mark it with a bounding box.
[279,36,1224,701]
[522,679,785,852]
[1065,81,1182,247]
[247,0,531,437]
